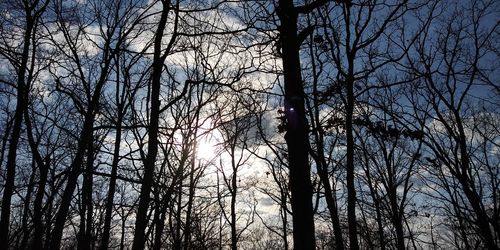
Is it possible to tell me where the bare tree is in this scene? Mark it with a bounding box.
[0,0,49,246]
[98,1,151,248]
[213,94,259,250]
[0,0,498,249]
[274,0,335,248]
[44,0,146,247]
[404,1,499,248]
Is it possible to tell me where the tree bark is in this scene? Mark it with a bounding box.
[276,1,316,249]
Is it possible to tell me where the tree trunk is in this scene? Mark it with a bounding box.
[183,161,196,250]
[100,107,124,250]
[173,184,183,250]
[345,29,360,248]
[230,171,238,250]
[132,1,172,249]
[0,116,13,173]
[456,119,498,250]
[460,176,498,250]
[31,155,49,250]
[49,60,110,250]
[19,159,36,250]
[345,75,359,250]
[317,164,344,249]
[152,197,168,250]
[78,137,94,250]
[24,106,50,250]
[276,1,316,249]
[0,11,34,248]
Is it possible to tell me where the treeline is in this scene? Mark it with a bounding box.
[0,0,498,249]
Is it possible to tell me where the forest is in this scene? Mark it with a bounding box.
[0,0,498,249]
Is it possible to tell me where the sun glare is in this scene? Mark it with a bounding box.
[196,137,218,161]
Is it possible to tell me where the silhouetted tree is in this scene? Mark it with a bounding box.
[0,0,49,246]
[404,1,499,248]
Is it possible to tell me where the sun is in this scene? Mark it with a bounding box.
[196,137,218,161]
[194,118,223,161]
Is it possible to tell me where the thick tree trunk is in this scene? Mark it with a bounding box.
[344,11,360,242]
[277,1,316,249]
[383,154,405,250]
[43,176,59,250]
[281,193,289,250]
